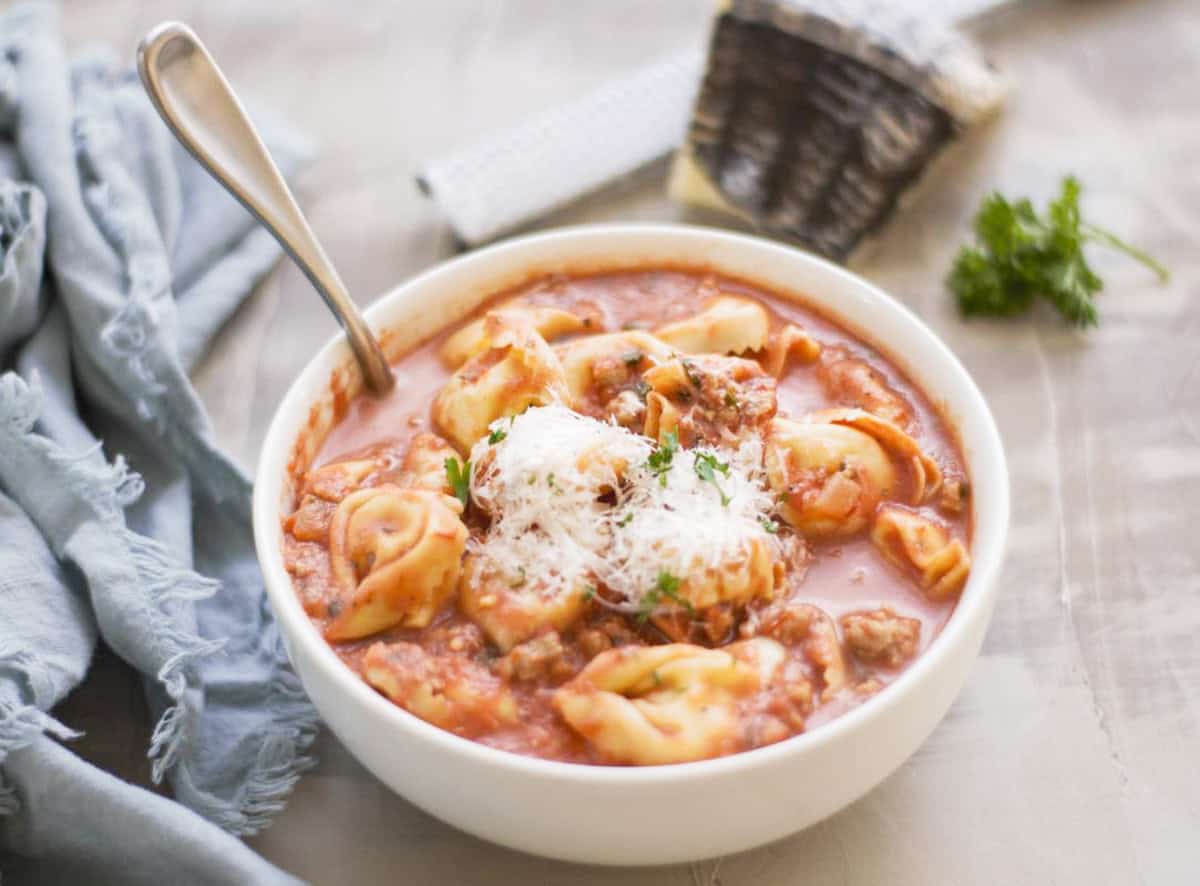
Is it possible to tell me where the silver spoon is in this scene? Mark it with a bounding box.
[137,21,395,396]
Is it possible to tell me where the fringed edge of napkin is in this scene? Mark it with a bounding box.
[178,657,319,835]
[0,648,81,814]
[0,373,318,833]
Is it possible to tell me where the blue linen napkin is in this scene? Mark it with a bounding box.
[0,3,319,882]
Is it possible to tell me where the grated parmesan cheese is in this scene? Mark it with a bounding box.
[468,405,652,600]
[601,434,778,605]
[467,405,777,611]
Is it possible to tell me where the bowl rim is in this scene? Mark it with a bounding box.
[253,221,1010,785]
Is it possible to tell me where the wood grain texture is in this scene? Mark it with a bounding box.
[24,1,1199,883]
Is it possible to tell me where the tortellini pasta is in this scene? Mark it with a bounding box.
[746,602,849,699]
[554,330,673,413]
[663,536,776,614]
[642,354,777,447]
[818,347,913,428]
[645,538,777,644]
[764,409,943,536]
[362,641,518,734]
[432,315,571,453]
[440,300,600,369]
[813,408,942,503]
[325,486,468,641]
[398,432,460,500]
[871,504,971,600]
[458,552,590,652]
[302,457,377,502]
[762,323,822,377]
[764,416,897,537]
[553,639,784,765]
[654,296,770,356]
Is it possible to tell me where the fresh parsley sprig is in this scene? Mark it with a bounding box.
[444,456,471,508]
[694,452,731,506]
[636,570,694,624]
[646,431,680,487]
[947,176,1167,328]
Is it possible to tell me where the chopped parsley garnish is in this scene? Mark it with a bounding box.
[582,584,596,601]
[487,425,507,444]
[444,456,470,508]
[948,176,1168,328]
[760,517,779,534]
[694,452,731,506]
[681,359,703,388]
[547,472,561,494]
[646,430,679,487]
[622,350,645,367]
[637,570,694,624]
[617,511,634,527]
[724,391,738,409]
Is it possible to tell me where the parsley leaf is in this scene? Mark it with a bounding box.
[760,517,779,534]
[947,176,1168,328]
[444,456,471,508]
[694,452,731,506]
[646,431,679,487]
[617,511,634,528]
[636,570,694,624]
[488,426,507,444]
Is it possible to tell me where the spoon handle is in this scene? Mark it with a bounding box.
[137,21,394,396]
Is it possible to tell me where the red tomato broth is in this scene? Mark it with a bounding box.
[286,268,971,764]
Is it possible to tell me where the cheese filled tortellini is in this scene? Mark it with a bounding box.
[818,347,913,428]
[747,601,850,699]
[762,323,822,377]
[655,295,770,356]
[325,486,468,641]
[643,354,777,447]
[458,552,590,652]
[871,504,971,599]
[363,641,518,735]
[302,457,378,502]
[440,299,601,369]
[398,432,460,497]
[764,409,943,536]
[554,330,674,419]
[432,315,571,453]
[812,408,943,503]
[553,639,784,765]
[764,416,897,537]
[671,535,776,612]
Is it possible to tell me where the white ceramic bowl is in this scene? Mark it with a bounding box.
[253,224,1008,866]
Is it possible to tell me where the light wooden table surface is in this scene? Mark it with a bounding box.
[41,1,1200,883]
